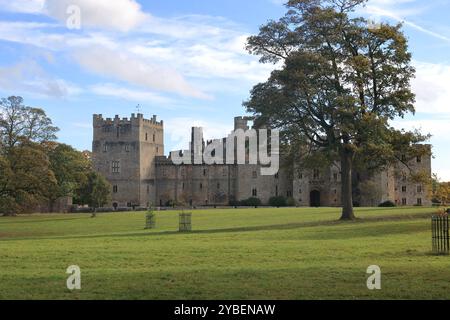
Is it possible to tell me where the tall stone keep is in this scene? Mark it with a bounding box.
[92,113,164,208]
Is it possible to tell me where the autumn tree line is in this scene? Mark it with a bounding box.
[0,96,110,216]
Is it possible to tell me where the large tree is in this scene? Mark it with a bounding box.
[0,142,57,215]
[0,96,58,149]
[47,143,92,207]
[77,172,111,214]
[244,0,429,220]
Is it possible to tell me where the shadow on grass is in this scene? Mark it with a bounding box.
[0,216,86,224]
[1,212,434,242]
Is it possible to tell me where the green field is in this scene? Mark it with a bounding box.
[1,207,449,300]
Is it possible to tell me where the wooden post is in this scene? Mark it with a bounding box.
[179,213,192,232]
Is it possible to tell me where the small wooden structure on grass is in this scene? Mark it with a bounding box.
[179,212,192,232]
[432,214,449,255]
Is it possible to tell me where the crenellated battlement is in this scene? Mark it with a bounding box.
[93,113,164,128]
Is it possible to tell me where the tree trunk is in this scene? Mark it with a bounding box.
[340,147,356,220]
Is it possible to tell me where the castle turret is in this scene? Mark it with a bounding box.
[92,113,164,208]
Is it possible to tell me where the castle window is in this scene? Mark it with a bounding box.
[402,198,407,206]
[252,188,257,197]
[333,173,338,181]
[153,134,156,142]
[402,173,407,182]
[402,186,407,193]
[203,169,207,176]
[417,185,423,193]
[156,147,159,153]
[145,133,148,141]
[217,183,220,190]
[275,173,279,179]
[125,145,130,152]
[417,198,422,206]
[313,169,320,179]
[112,161,120,173]
[182,183,185,190]
[417,156,422,163]
[299,189,302,194]
[116,127,120,138]
[287,190,292,197]
[103,144,108,152]
[200,183,203,190]
[298,172,303,179]
[252,171,257,179]
[275,185,278,196]
[113,185,118,193]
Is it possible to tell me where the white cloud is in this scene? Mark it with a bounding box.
[0,0,148,32]
[73,46,210,99]
[0,10,271,99]
[45,0,148,32]
[130,39,273,83]
[363,0,450,42]
[90,83,174,105]
[0,61,79,98]
[0,0,45,14]
[141,14,241,40]
[413,61,450,115]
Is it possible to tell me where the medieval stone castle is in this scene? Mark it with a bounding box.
[92,113,432,209]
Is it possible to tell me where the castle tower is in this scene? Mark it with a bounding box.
[92,113,164,208]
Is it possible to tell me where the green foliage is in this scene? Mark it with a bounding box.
[0,96,100,214]
[165,200,176,207]
[145,204,156,229]
[379,200,396,207]
[0,142,57,215]
[287,197,296,207]
[432,180,450,206]
[0,96,59,148]
[48,143,92,201]
[269,196,287,207]
[239,197,262,207]
[77,172,111,210]
[244,0,430,220]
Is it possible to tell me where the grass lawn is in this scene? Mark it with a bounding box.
[0,206,449,300]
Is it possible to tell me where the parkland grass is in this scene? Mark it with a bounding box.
[1,207,449,300]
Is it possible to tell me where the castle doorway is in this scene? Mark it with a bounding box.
[310,190,321,207]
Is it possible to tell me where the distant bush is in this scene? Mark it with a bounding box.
[286,197,296,207]
[239,197,262,207]
[269,196,287,207]
[353,201,361,208]
[378,200,396,207]
[165,200,176,207]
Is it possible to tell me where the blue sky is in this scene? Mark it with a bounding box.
[0,0,449,180]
